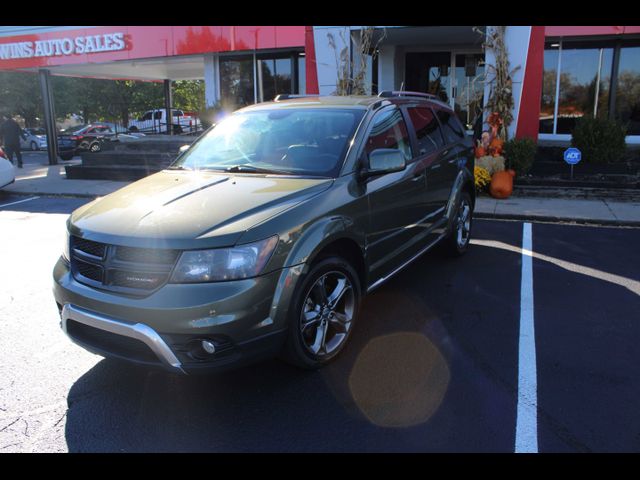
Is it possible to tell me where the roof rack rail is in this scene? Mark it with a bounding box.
[274,94,318,101]
[377,90,437,100]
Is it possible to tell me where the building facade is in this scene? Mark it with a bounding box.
[1,25,639,147]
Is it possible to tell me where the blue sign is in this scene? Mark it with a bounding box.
[564,147,582,165]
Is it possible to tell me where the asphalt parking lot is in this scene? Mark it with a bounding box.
[0,192,638,452]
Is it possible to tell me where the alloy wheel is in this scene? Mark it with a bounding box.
[300,271,355,357]
[456,198,471,249]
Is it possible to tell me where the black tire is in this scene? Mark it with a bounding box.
[30,141,38,151]
[128,126,138,132]
[89,142,101,153]
[442,191,473,257]
[281,255,361,369]
[59,153,73,161]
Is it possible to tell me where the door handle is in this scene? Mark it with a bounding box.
[412,169,426,181]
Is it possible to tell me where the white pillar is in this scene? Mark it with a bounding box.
[483,26,532,139]
[377,45,396,92]
[313,26,350,95]
[204,53,220,107]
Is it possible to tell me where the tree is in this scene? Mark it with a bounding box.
[0,71,43,127]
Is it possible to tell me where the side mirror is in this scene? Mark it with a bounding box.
[360,149,406,179]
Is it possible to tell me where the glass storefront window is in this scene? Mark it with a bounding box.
[258,57,293,102]
[220,57,255,109]
[539,44,559,134]
[540,40,616,135]
[615,44,640,136]
[556,42,614,134]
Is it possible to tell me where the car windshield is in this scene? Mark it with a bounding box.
[171,108,364,177]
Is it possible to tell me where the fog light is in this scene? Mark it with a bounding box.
[201,340,216,355]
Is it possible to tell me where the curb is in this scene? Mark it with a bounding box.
[474,212,640,228]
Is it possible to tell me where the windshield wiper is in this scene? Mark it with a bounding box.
[224,165,289,175]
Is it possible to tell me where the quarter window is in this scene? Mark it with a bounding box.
[407,106,444,155]
[364,107,413,160]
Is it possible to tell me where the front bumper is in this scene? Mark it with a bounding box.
[53,258,302,374]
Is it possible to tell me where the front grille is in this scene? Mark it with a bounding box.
[72,237,106,259]
[75,259,103,283]
[70,235,179,294]
[115,245,180,264]
[66,320,159,364]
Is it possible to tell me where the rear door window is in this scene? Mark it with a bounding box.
[407,106,444,155]
[435,108,466,144]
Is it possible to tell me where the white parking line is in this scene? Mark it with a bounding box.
[0,196,39,209]
[515,222,538,453]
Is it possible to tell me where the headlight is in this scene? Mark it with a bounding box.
[170,236,278,283]
[62,229,70,263]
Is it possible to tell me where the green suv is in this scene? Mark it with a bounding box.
[53,92,475,374]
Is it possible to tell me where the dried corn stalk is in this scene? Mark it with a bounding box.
[328,26,385,96]
[479,26,520,141]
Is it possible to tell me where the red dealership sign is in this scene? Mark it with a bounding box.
[0,26,305,70]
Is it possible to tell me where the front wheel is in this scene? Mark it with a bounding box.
[442,191,473,256]
[282,256,361,369]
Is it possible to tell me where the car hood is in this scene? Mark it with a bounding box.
[69,170,333,248]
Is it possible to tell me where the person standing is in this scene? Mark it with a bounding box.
[0,114,26,168]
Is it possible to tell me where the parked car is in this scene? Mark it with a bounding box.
[20,128,47,151]
[0,147,16,189]
[53,92,475,374]
[57,123,143,160]
[128,108,201,134]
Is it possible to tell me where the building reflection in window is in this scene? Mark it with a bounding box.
[615,45,640,136]
[555,41,614,134]
[220,56,255,109]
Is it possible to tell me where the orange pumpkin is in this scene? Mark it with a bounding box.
[489,137,504,156]
[489,171,513,199]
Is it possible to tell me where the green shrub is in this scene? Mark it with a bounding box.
[504,137,537,175]
[571,116,627,164]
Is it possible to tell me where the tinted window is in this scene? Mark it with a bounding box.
[436,108,466,144]
[364,107,412,160]
[407,106,444,155]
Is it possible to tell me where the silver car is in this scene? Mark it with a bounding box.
[20,128,47,151]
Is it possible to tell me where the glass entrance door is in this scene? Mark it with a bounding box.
[404,52,452,103]
[452,53,485,133]
[405,52,485,134]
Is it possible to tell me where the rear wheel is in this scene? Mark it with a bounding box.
[442,191,473,256]
[282,256,361,369]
